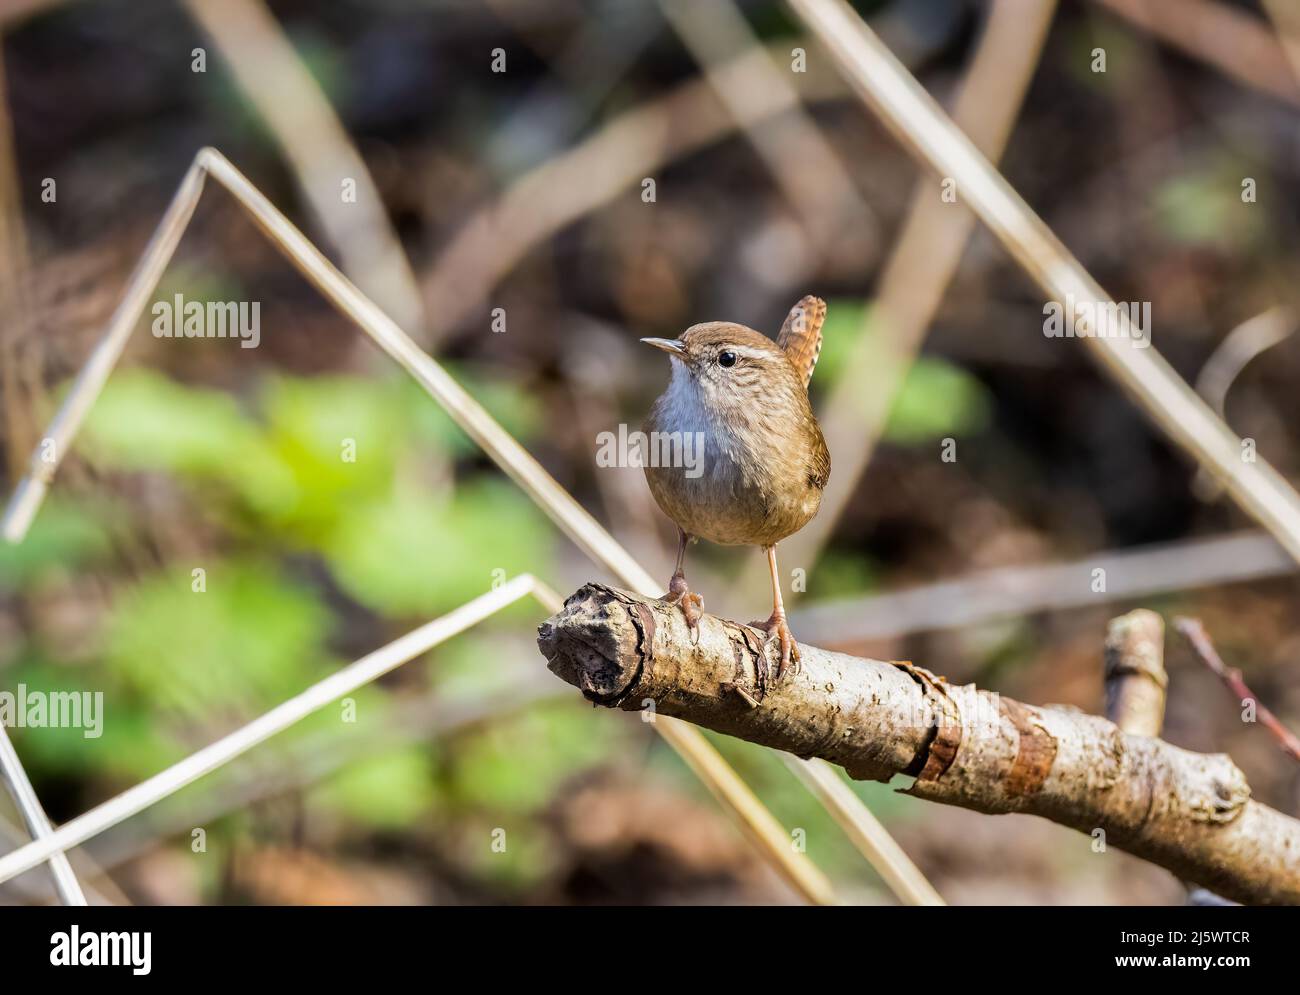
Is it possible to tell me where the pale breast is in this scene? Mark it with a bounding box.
[643,370,824,546]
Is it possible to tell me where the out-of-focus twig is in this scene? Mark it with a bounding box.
[659,0,867,253]
[1093,0,1300,107]
[0,42,44,484]
[1262,0,1300,84]
[1175,617,1300,765]
[182,0,429,342]
[1104,609,1167,738]
[778,0,1057,582]
[420,38,853,342]
[780,753,943,906]
[1192,308,1296,501]
[0,723,86,905]
[484,0,662,174]
[1195,308,1296,418]
[793,530,1291,644]
[787,0,1300,568]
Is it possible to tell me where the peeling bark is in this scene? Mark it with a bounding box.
[537,583,1300,905]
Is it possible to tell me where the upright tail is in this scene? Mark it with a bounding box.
[776,295,826,389]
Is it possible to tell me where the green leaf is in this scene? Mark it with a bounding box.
[1155,163,1265,250]
[82,368,297,517]
[884,353,993,444]
[0,499,115,589]
[448,703,619,813]
[403,365,543,455]
[105,560,333,718]
[324,478,553,617]
[313,747,436,829]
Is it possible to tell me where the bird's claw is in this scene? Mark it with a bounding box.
[749,614,800,681]
[681,593,703,643]
[662,572,704,644]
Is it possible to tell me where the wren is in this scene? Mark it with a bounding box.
[640,295,830,683]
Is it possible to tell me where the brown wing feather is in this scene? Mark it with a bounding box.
[776,295,826,389]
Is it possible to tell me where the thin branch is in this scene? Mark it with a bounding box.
[793,530,1291,644]
[1094,0,1300,107]
[787,0,1300,567]
[1104,609,1167,738]
[1195,308,1296,419]
[1174,617,1300,765]
[1192,308,1296,501]
[540,585,1300,905]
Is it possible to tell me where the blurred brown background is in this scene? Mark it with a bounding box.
[1,0,1298,905]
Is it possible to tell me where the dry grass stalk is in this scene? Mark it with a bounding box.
[0,148,847,906]
[787,0,1300,566]
[779,0,1058,579]
[183,0,429,340]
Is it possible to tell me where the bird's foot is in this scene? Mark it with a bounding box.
[662,572,704,643]
[749,612,800,681]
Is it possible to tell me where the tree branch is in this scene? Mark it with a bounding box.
[1104,609,1168,738]
[537,584,1300,905]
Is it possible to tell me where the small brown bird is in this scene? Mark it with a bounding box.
[641,295,830,683]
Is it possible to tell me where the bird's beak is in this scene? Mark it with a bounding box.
[640,337,686,356]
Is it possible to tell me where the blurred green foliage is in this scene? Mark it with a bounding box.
[815,300,994,444]
[2,365,571,873]
[1155,158,1267,252]
[0,336,988,898]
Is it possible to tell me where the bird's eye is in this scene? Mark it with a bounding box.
[718,351,737,368]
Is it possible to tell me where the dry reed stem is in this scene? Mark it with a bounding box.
[0,722,86,904]
[182,0,428,342]
[0,148,843,906]
[1096,0,1300,107]
[787,0,1300,568]
[778,0,1057,581]
[660,0,866,245]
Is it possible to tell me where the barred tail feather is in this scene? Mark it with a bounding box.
[776,295,826,389]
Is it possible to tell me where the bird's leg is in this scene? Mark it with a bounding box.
[750,545,800,680]
[662,528,704,639]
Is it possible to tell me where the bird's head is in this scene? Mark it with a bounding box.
[640,322,797,408]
